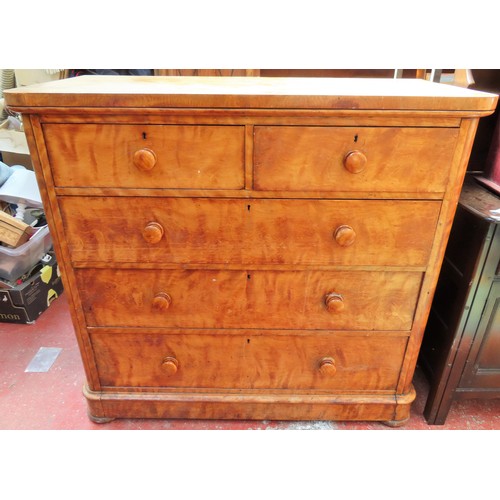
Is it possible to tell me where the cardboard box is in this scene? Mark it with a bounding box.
[1,68,66,169]
[0,254,63,324]
[14,69,65,87]
[0,117,29,155]
[0,210,35,247]
[0,151,32,170]
[0,117,32,169]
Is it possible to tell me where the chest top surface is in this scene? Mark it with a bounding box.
[4,76,498,113]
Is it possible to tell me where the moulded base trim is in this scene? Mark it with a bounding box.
[83,385,416,425]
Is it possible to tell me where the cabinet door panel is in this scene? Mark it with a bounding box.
[461,281,500,388]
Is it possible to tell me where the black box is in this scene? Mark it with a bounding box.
[0,254,63,324]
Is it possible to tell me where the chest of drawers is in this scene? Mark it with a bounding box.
[5,76,497,425]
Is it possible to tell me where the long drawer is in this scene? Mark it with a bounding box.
[76,269,421,330]
[43,123,245,189]
[90,331,408,391]
[254,126,459,193]
[59,197,440,267]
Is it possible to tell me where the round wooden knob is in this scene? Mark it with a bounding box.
[318,357,336,376]
[343,150,367,174]
[325,292,344,313]
[133,148,157,171]
[161,356,178,376]
[142,222,164,244]
[152,292,172,311]
[334,225,356,247]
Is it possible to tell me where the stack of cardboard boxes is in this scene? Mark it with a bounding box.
[0,70,65,324]
[0,165,63,324]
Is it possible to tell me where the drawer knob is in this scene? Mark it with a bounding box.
[334,225,356,247]
[142,222,164,244]
[161,356,178,376]
[325,292,344,313]
[318,357,337,376]
[152,292,172,311]
[343,150,367,174]
[133,148,157,171]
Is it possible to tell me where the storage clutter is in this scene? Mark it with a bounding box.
[0,160,62,323]
[0,253,63,324]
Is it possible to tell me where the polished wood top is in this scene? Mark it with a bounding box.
[4,76,498,113]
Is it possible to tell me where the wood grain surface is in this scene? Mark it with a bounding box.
[76,268,422,331]
[90,331,408,391]
[44,123,245,189]
[5,76,497,112]
[58,197,440,267]
[9,76,496,423]
[254,126,459,193]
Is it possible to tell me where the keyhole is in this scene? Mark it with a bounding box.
[354,134,358,143]
[247,339,251,344]
[142,132,147,140]
[247,204,251,211]
[247,274,251,280]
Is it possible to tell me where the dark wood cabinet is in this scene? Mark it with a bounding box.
[461,280,500,388]
[420,178,500,424]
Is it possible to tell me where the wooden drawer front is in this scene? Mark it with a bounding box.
[60,197,440,267]
[254,126,458,193]
[91,332,407,391]
[76,269,421,331]
[43,124,245,189]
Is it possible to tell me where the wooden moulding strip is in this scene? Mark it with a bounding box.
[23,115,103,392]
[86,326,412,338]
[71,262,428,273]
[52,187,447,200]
[244,124,253,190]
[83,384,416,422]
[396,117,481,395]
[7,95,496,118]
[32,109,466,127]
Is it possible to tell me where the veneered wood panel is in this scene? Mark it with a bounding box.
[254,126,459,193]
[90,332,408,391]
[5,76,497,112]
[58,197,441,267]
[8,75,494,424]
[84,386,413,421]
[76,269,422,331]
[44,123,245,189]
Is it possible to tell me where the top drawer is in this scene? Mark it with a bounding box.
[254,126,459,193]
[43,123,245,189]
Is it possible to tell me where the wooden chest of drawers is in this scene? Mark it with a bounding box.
[5,76,497,424]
